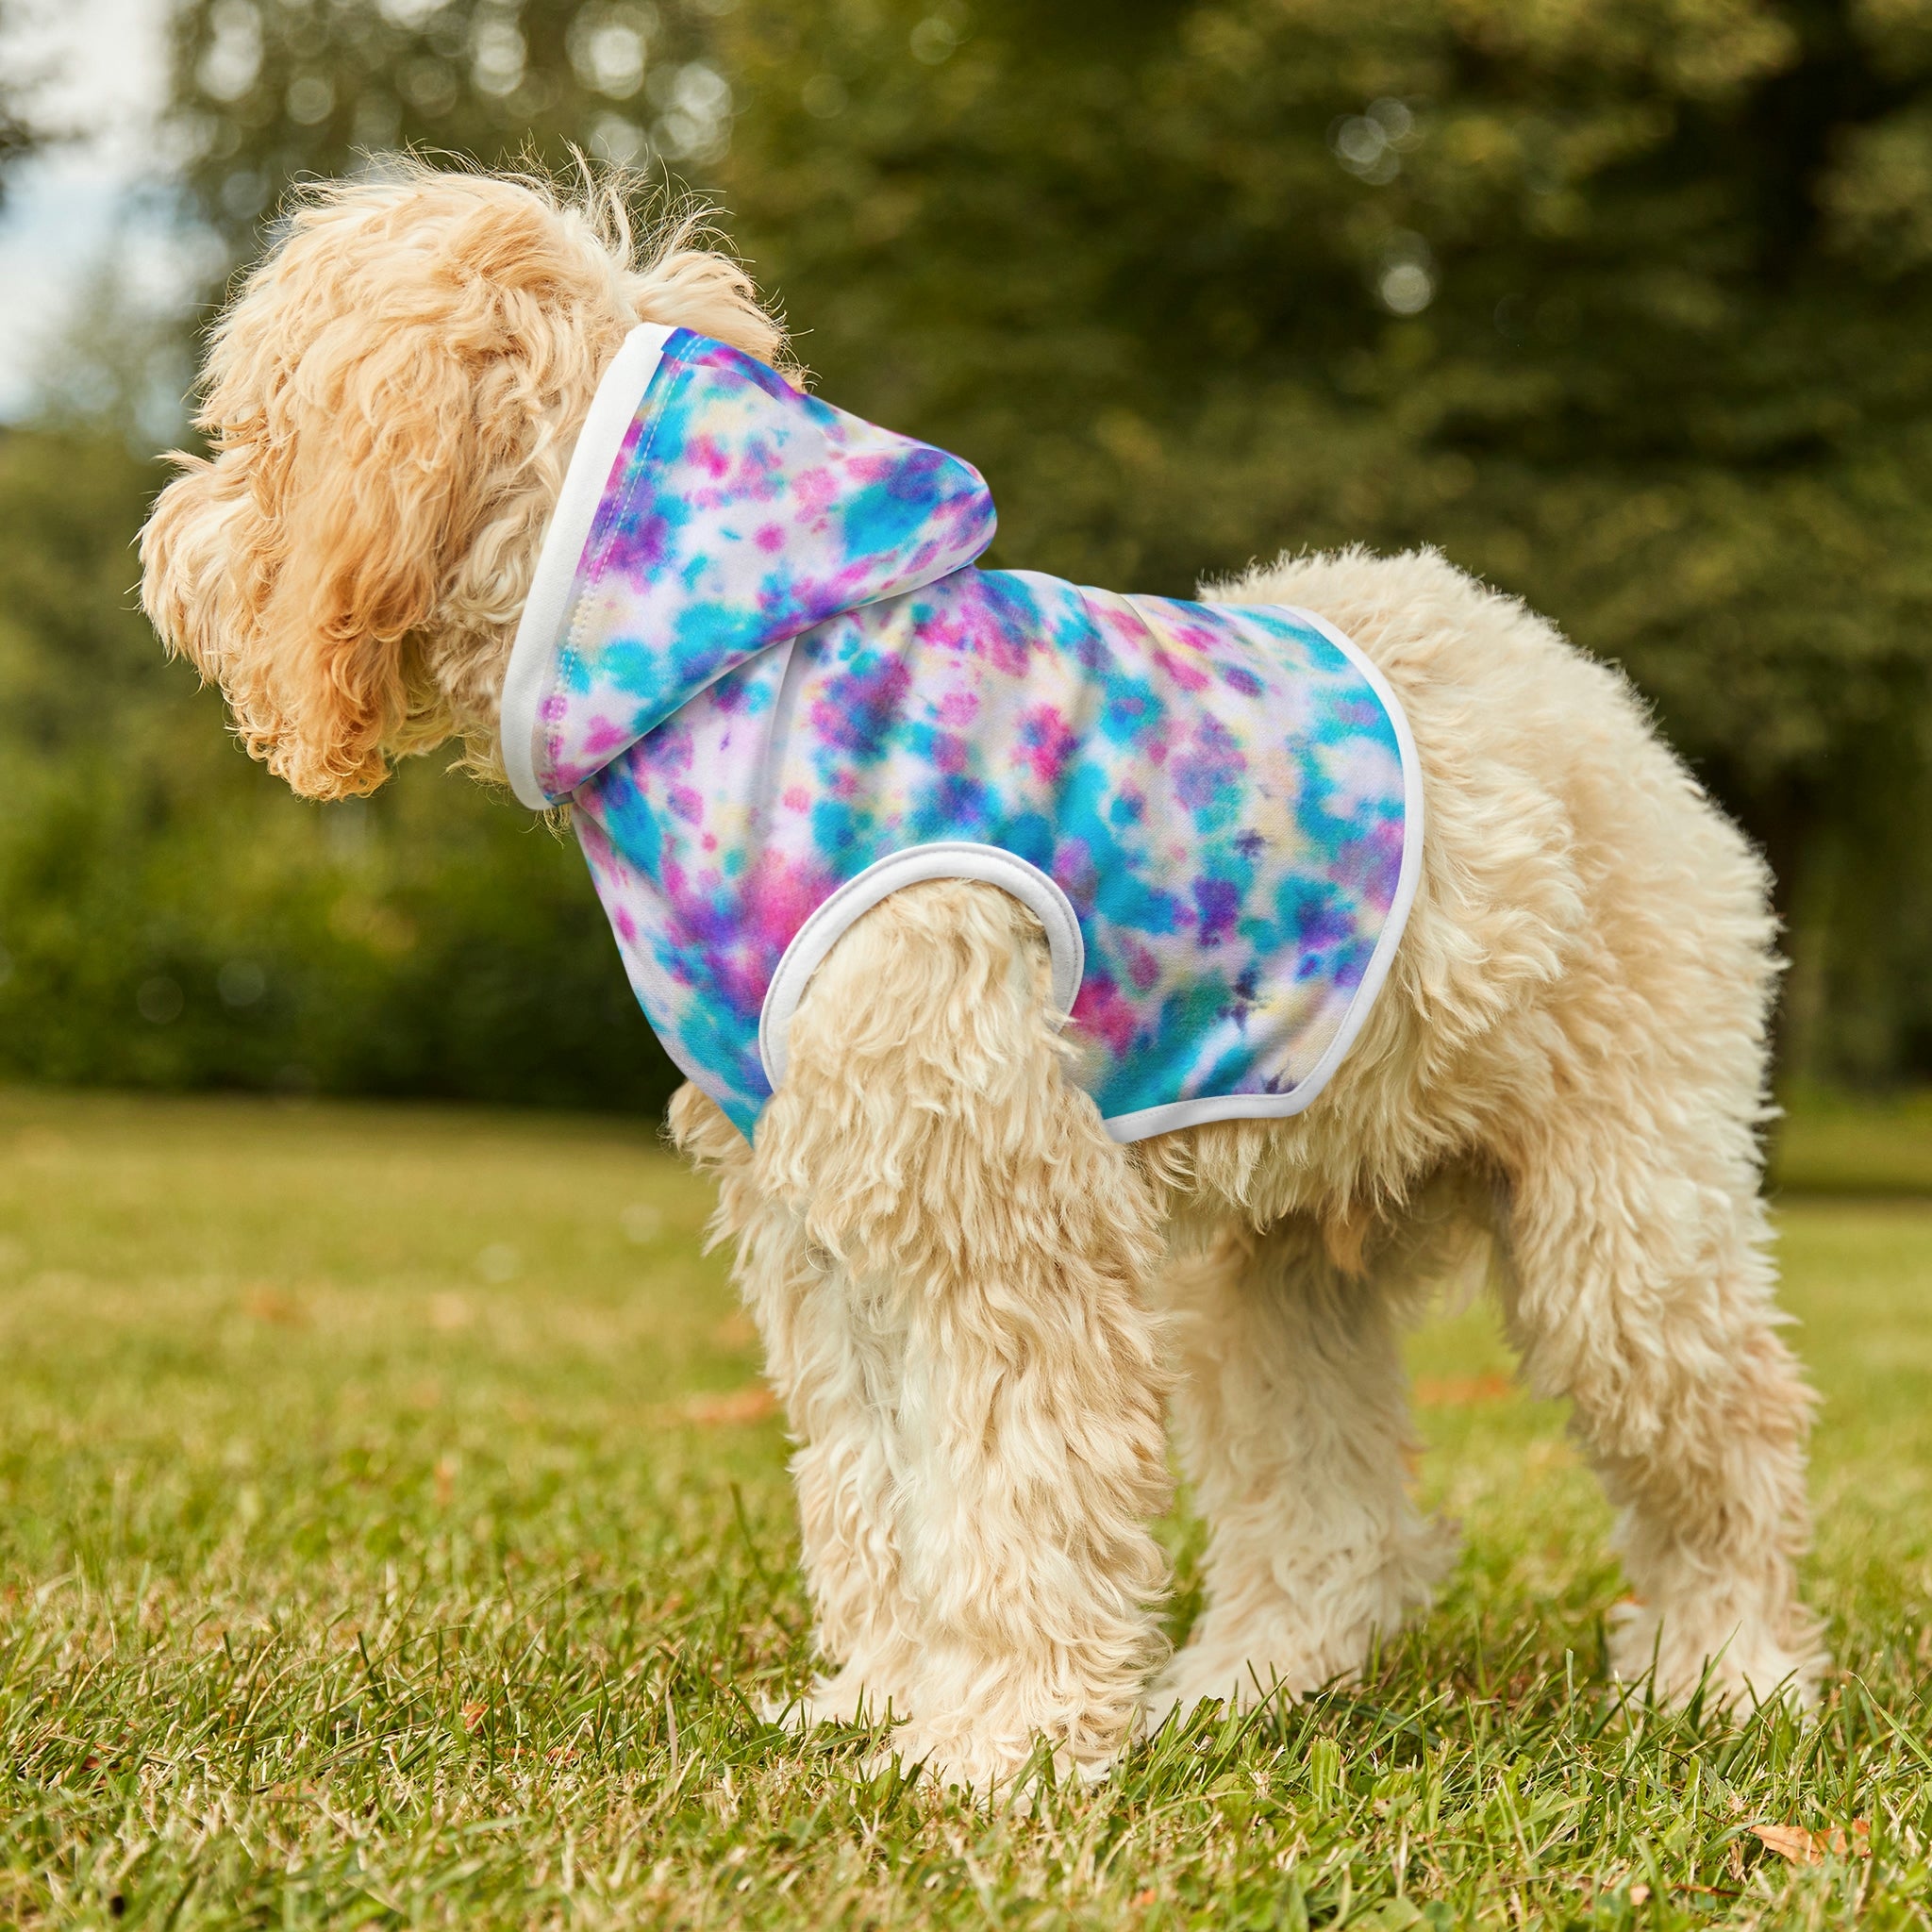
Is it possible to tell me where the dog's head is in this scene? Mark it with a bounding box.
[141,164,785,799]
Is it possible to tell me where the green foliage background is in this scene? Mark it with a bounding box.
[6,0,1932,1106]
[0,433,675,1108]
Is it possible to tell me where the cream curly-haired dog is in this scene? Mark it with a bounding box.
[141,165,1823,1792]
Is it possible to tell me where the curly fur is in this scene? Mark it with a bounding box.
[141,166,1824,1795]
[142,160,786,799]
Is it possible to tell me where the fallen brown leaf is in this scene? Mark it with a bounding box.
[679,1386,780,1425]
[1412,1373,1514,1407]
[242,1286,308,1326]
[428,1292,472,1333]
[1752,1821,1870,1865]
[460,1702,488,1733]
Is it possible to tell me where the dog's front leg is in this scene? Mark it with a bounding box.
[671,1083,924,1729]
[753,878,1174,1795]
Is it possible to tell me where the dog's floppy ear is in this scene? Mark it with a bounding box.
[143,179,553,801]
[142,444,263,717]
[142,167,791,799]
[151,308,475,800]
[240,315,473,798]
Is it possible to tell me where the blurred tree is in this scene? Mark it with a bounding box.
[0,0,46,201]
[0,102,32,203]
[96,0,1932,1088]
[0,426,681,1110]
[712,0,1932,1078]
[171,0,735,239]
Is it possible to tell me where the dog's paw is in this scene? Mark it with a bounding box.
[1144,1651,1325,1733]
[864,1724,1116,1806]
[763,1664,907,1733]
[1151,1517,1459,1731]
[1150,1615,1380,1727]
[1139,1682,1218,1737]
[1607,1599,1826,1713]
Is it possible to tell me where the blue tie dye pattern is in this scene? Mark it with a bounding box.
[514,330,1418,1140]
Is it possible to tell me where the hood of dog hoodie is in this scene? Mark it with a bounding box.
[499,324,1423,1141]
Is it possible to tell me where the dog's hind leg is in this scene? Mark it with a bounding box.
[1498,1104,1824,1709]
[750,878,1174,1793]
[1148,1216,1457,1724]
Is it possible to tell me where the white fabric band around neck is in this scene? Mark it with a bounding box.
[498,323,675,811]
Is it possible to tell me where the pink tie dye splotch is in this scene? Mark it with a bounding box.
[508,329,1421,1141]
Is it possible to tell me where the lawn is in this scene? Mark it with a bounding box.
[2,1086,1930,1929]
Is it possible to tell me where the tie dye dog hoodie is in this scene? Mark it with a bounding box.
[499,325,1423,1141]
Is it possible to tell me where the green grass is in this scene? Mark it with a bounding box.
[3,1087,1931,1929]
[1773,1087,1932,1199]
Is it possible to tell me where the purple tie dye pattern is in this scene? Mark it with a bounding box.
[535,331,996,799]
[518,331,1418,1140]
